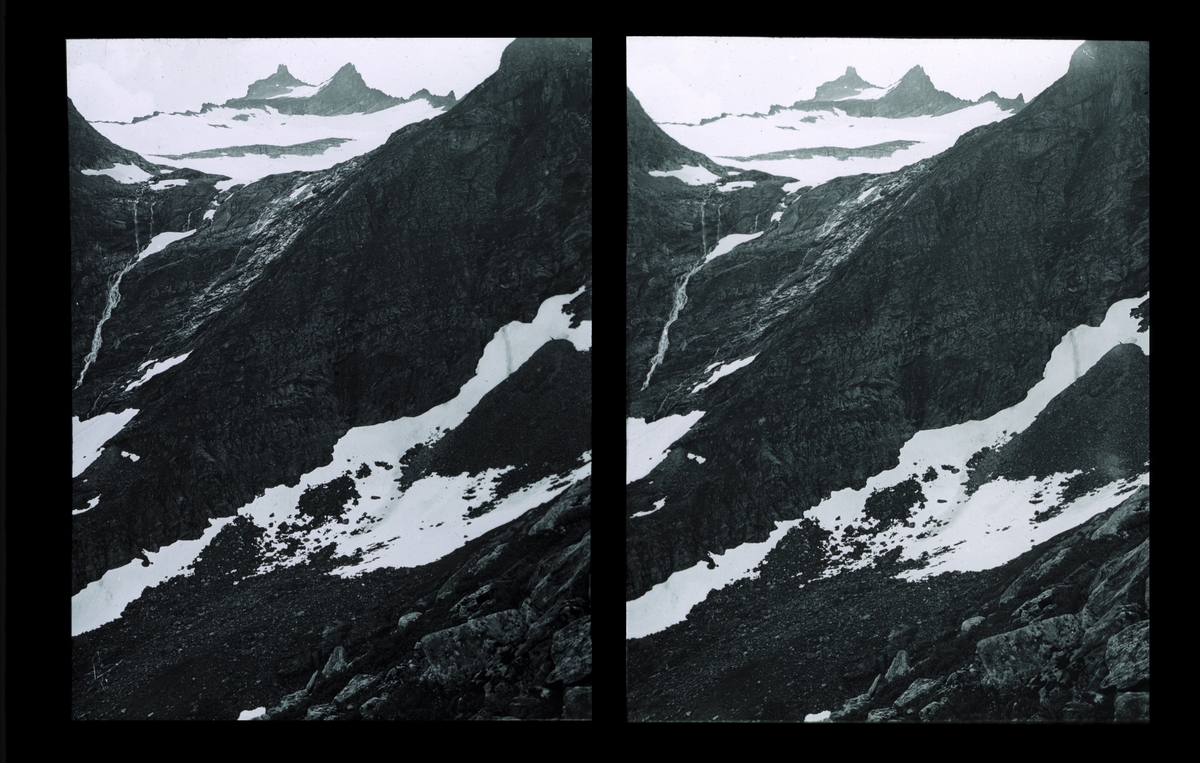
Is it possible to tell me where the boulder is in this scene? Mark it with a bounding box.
[397,611,422,632]
[417,609,527,687]
[961,615,985,634]
[830,692,872,721]
[268,688,309,717]
[885,650,911,683]
[894,677,942,709]
[1088,486,1148,540]
[563,686,591,719]
[305,703,337,721]
[334,673,381,706]
[1113,691,1149,721]
[547,615,591,685]
[976,614,1083,689]
[1100,620,1149,690]
[359,696,386,720]
[1081,539,1148,625]
[322,645,348,678]
[867,707,899,722]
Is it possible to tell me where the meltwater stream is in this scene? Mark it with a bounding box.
[76,188,148,390]
[643,199,708,391]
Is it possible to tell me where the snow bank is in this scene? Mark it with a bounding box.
[648,165,720,185]
[71,516,236,636]
[151,178,189,189]
[137,230,195,261]
[125,353,192,391]
[627,411,705,484]
[692,354,759,393]
[236,287,592,576]
[81,163,153,184]
[717,181,756,192]
[704,232,763,263]
[73,409,139,478]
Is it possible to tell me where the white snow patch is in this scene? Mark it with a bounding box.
[648,165,720,185]
[625,293,1149,638]
[804,710,832,722]
[687,453,707,464]
[125,352,192,391]
[234,288,591,575]
[81,163,153,184]
[627,411,705,484]
[203,208,216,220]
[151,178,189,189]
[137,230,195,261]
[692,354,759,393]
[626,518,801,639]
[74,496,101,516]
[771,210,784,223]
[71,515,236,636]
[660,103,1011,190]
[704,232,764,263]
[717,181,756,192]
[73,409,139,478]
[289,184,310,200]
[91,100,446,187]
[121,451,141,462]
[238,707,267,720]
[857,186,877,202]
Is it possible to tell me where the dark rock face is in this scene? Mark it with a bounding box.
[626,39,1148,601]
[72,38,591,596]
[627,40,1148,722]
[72,38,591,721]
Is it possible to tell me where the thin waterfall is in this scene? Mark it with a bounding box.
[76,184,147,390]
[642,199,709,391]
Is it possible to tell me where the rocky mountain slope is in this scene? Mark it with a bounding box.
[71,37,591,720]
[626,40,1148,722]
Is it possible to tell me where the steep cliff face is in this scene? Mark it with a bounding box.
[627,40,1148,601]
[72,38,591,720]
[627,40,1147,722]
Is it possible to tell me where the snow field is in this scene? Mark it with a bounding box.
[74,496,101,516]
[625,518,803,639]
[90,100,446,187]
[626,411,705,484]
[659,103,1009,190]
[631,497,667,519]
[71,288,591,634]
[125,353,192,391]
[626,294,1149,638]
[648,165,720,185]
[81,163,153,184]
[137,230,196,262]
[71,516,236,636]
[236,286,592,575]
[151,178,189,190]
[72,409,139,477]
[717,181,757,192]
[704,231,763,263]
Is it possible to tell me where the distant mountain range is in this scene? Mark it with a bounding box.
[673,64,1025,126]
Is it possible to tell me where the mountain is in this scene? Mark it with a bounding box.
[812,65,879,100]
[626,40,1148,722]
[244,64,313,99]
[71,37,591,721]
[223,63,404,115]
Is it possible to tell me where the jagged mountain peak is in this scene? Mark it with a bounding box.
[244,64,312,99]
[813,65,879,100]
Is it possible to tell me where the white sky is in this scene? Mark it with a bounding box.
[628,38,1084,124]
[68,38,515,123]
